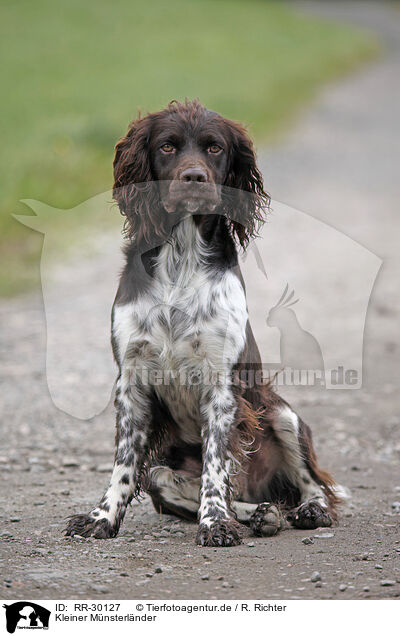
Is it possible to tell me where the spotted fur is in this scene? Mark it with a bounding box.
[65,100,341,546]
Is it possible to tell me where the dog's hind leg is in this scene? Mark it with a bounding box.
[147,466,283,537]
[147,466,200,520]
[269,404,338,529]
[232,501,283,536]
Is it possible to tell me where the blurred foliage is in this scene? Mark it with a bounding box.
[0,0,378,295]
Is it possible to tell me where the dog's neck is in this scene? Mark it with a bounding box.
[156,216,207,286]
[117,213,239,304]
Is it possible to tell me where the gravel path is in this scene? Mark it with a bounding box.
[1,1,399,600]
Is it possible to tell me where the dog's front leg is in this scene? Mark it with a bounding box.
[65,368,151,539]
[196,383,242,547]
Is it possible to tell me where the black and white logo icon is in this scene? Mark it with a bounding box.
[3,602,50,633]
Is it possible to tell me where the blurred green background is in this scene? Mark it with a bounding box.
[0,0,378,295]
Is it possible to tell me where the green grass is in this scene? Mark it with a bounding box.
[0,0,378,295]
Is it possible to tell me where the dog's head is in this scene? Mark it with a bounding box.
[113,99,269,246]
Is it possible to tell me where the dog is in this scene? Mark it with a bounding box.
[66,99,340,546]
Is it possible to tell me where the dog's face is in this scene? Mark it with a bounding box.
[150,107,230,214]
[113,99,269,245]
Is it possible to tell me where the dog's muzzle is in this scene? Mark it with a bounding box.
[162,166,220,213]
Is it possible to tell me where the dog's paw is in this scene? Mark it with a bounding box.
[196,519,242,547]
[250,503,282,537]
[289,500,332,530]
[65,514,117,539]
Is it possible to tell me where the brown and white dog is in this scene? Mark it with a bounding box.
[66,99,340,546]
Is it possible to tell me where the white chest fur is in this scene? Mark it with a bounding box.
[113,218,248,443]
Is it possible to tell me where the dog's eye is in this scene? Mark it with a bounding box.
[208,144,222,154]
[160,143,175,153]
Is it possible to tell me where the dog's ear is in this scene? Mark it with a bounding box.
[223,120,270,247]
[113,115,161,243]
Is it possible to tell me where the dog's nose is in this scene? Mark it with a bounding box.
[180,167,208,183]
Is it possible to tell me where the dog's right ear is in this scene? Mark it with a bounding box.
[113,116,152,189]
[113,115,160,243]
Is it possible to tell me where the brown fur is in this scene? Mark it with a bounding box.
[298,419,340,518]
[65,100,340,545]
[113,99,270,248]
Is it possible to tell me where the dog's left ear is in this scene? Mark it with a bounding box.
[223,120,270,247]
